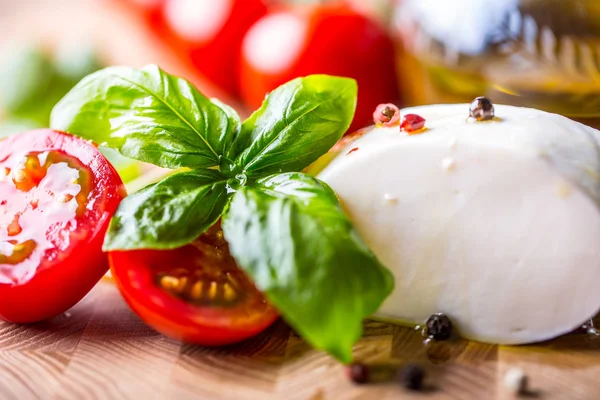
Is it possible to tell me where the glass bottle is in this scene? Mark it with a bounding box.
[393,0,600,127]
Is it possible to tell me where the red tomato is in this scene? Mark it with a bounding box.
[240,4,401,132]
[146,0,268,97]
[0,130,126,323]
[109,225,279,345]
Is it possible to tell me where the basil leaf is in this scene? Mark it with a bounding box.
[232,75,357,177]
[222,173,393,362]
[50,65,241,169]
[104,169,229,251]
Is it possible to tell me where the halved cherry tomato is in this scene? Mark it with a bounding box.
[240,3,401,132]
[0,130,126,323]
[109,225,279,345]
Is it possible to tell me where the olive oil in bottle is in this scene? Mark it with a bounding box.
[393,0,600,127]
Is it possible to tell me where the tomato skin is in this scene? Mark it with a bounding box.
[0,218,109,324]
[240,4,401,132]
[0,130,126,323]
[109,241,279,346]
[144,0,268,97]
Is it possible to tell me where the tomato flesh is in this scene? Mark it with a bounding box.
[0,130,125,323]
[109,225,279,345]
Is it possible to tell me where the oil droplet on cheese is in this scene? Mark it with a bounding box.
[0,151,87,285]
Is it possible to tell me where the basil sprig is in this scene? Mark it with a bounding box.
[51,65,393,363]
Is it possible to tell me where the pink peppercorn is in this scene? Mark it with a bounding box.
[401,114,426,133]
[373,103,400,127]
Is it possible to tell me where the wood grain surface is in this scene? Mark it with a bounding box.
[1,2,600,399]
[1,281,599,400]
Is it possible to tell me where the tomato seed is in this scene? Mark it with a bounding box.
[178,277,189,292]
[7,216,22,236]
[13,169,28,183]
[223,283,237,302]
[207,281,217,300]
[190,281,203,300]
[160,275,181,291]
[56,194,74,203]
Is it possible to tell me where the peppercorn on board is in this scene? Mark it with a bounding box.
[0,282,598,400]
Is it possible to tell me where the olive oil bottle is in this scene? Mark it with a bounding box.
[393,0,600,127]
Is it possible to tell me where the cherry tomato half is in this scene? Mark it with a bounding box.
[240,3,401,132]
[109,225,279,345]
[0,130,126,323]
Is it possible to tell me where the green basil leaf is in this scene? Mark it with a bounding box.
[104,169,230,251]
[222,173,393,362]
[231,75,357,177]
[50,65,241,169]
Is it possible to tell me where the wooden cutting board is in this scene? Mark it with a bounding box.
[1,281,598,400]
[1,2,599,399]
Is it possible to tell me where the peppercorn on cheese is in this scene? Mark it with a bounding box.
[314,104,600,345]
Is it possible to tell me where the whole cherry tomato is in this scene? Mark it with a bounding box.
[146,0,269,97]
[0,130,125,323]
[240,3,400,132]
[109,225,279,345]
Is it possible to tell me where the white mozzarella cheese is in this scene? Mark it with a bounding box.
[315,104,600,344]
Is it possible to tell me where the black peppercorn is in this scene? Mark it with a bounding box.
[345,363,369,384]
[426,313,453,340]
[397,363,425,391]
[469,97,495,121]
